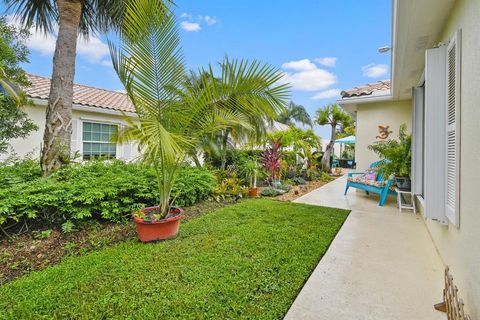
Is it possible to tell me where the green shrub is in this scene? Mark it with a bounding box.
[0,161,216,232]
[260,187,285,197]
[204,149,263,169]
[0,158,41,186]
[291,176,307,185]
[319,172,333,182]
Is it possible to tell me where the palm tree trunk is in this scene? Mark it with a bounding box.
[321,123,337,172]
[220,129,229,170]
[192,153,202,167]
[40,0,83,176]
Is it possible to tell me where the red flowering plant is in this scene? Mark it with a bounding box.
[261,138,282,185]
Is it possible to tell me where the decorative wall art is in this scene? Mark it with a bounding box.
[376,125,392,140]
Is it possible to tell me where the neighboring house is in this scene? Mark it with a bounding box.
[339,0,479,317]
[3,74,290,162]
[3,74,141,162]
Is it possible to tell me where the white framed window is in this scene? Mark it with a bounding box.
[445,30,461,227]
[82,122,118,160]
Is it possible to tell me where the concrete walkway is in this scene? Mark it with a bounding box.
[285,175,445,320]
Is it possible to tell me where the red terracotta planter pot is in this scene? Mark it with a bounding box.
[248,187,258,197]
[133,206,183,242]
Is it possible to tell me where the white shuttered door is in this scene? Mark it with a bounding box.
[445,30,461,226]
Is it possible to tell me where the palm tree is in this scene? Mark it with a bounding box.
[183,62,288,169]
[316,103,352,172]
[111,0,289,217]
[277,101,312,127]
[4,0,130,175]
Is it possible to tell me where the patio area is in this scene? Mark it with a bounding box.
[285,175,446,320]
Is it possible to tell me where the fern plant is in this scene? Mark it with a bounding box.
[367,124,412,178]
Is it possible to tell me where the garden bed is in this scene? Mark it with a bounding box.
[261,175,340,202]
[0,199,349,319]
[0,199,235,284]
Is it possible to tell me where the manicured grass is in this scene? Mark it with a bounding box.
[0,199,349,319]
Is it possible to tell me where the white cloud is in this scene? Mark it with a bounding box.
[7,15,111,67]
[315,57,337,67]
[77,36,110,63]
[180,12,193,19]
[311,88,341,100]
[280,59,337,91]
[180,21,201,32]
[362,63,388,78]
[25,31,56,55]
[282,59,317,71]
[204,16,217,26]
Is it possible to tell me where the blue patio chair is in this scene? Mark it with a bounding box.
[344,160,396,206]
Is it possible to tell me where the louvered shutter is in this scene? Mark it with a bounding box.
[123,143,132,161]
[424,45,447,223]
[70,119,80,158]
[445,30,461,226]
[412,85,424,196]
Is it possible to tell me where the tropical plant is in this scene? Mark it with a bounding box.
[368,124,412,178]
[0,16,37,153]
[316,103,352,172]
[239,158,260,188]
[110,0,289,219]
[261,138,282,184]
[4,0,130,176]
[0,16,30,104]
[277,101,312,127]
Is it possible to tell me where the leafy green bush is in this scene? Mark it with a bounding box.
[260,187,285,197]
[0,157,41,186]
[204,149,263,169]
[0,161,216,232]
[319,172,333,182]
[291,177,307,185]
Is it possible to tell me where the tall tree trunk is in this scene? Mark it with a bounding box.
[40,0,82,176]
[321,123,337,172]
[220,129,229,170]
[192,153,202,167]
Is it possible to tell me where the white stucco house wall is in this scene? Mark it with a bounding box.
[3,74,141,162]
[338,0,480,317]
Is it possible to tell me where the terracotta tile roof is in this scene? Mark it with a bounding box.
[24,74,135,113]
[340,80,390,98]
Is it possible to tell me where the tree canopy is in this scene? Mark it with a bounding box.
[0,16,37,153]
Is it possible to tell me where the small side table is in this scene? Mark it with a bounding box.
[396,189,416,214]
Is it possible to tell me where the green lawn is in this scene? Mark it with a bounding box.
[0,199,349,319]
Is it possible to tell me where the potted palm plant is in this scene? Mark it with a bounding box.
[241,159,260,197]
[368,124,412,190]
[111,0,289,242]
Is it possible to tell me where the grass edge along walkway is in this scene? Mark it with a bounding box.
[0,199,349,319]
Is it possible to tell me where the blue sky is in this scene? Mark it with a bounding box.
[2,0,391,140]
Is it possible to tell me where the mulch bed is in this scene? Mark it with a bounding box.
[0,199,235,285]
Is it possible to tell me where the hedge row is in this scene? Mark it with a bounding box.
[0,161,217,229]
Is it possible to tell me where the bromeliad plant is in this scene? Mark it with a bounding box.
[261,138,282,185]
[110,0,289,221]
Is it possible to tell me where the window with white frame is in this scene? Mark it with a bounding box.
[82,122,118,160]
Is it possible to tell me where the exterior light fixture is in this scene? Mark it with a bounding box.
[378,46,392,53]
